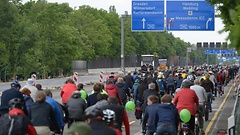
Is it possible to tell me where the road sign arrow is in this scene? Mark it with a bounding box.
[168,18,174,30]
[142,18,146,29]
[206,18,212,29]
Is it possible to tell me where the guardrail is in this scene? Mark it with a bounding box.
[228,90,239,135]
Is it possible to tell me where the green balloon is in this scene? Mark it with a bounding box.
[125,101,135,111]
[180,109,191,123]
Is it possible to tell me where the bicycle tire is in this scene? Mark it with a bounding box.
[205,109,209,121]
[195,124,200,135]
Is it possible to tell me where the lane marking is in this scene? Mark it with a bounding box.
[205,86,233,135]
[129,121,136,125]
[122,121,136,128]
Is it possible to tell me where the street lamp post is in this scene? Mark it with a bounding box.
[121,11,131,72]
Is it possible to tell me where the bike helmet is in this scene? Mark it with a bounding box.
[8,98,24,110]
[11,80,21,89]
[181,79,194,88]
[85,107,103,119]
[102,109,115,125]
[186,75,195,82]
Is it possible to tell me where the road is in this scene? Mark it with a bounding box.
[0,75,235,135]
[0,75,101,92]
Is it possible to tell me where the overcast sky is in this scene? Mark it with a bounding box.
[22,0,229,44]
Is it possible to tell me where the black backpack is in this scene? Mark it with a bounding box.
[0,114,28,135]
[135,107,142,120]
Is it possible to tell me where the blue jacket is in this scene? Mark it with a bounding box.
[0,88,28,115]
[24,95,34,112]
[157,103,179,131]
[142,103,160,131]
[46,96,64,127]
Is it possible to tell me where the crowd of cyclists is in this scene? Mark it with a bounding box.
[0,64,239,135]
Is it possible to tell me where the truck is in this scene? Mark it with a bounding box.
[158,59,167,70]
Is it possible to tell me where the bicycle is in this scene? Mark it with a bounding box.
[194,114,200,135]
[217,83,222,97]
[179,122,194,135]
[204,101,209,121]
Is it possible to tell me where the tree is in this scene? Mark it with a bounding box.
[207,0,240,51]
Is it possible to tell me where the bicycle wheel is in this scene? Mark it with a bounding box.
[205,107,209,121]
[187,130,194,135]
[195,124,200,135]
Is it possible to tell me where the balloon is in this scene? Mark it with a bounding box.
[180,109,191,123]
[125,101,135,111]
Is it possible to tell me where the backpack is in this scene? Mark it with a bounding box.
[135,107,142,120]
[0,114,28,135]
[132,82,139,97]
[158,79,165,92]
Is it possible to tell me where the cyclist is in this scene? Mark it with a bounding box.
[166,73,175,94]
[142,95,160,135]
[156,94,179,135]
[201,73,214,112]
[0,80,28,116]
[190,79,207,133]
[0,98,36,135]
[102,109,122,135]
[85,107,116,135]
[174,80,199,133]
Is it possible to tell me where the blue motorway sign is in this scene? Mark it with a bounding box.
[205,50,236,55]
[205,50,220,54]
[132,0,164,31]
[166,0,215,31]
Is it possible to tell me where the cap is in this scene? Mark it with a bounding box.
[66,122,91,135]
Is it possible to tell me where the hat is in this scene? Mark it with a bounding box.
[26,78,34,86]
[66,122,91,135]
[21,87,31,96]
[209,71,213,74]
[158,74,163,78]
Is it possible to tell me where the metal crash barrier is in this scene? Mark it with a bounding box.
[228,90,239,135]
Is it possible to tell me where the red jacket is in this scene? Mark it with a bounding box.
[9,108,36,135]
[60,82,77,104]
[217,73,223,83]
[104,84,122,105]
[123,109,130,135]
[173,88,199,116]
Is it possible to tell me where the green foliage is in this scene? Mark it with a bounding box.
[207,0,240,51]
[0,1,204,80]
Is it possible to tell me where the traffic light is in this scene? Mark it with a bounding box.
[216,42,221,48]
[203,42,208,48]
[196,42,223,50]
[210,42,214,48]
[197,42,202,48]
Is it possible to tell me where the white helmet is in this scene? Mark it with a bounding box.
[102,109,115,125]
